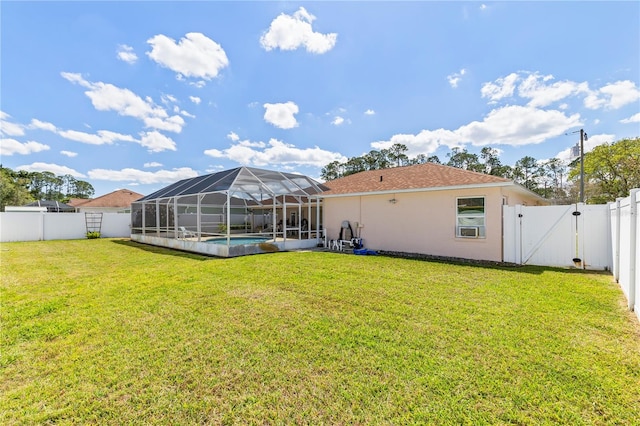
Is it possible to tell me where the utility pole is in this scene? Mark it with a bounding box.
[579,129,588,203]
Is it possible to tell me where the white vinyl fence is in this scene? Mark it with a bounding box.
[610,189,639,319]
[503,203,612,270]
[0,212,131,242]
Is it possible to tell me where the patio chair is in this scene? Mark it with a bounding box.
[179,226,196,239]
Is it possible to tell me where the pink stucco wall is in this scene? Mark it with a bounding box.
[323,186,543,262]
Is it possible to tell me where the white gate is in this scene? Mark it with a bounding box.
[503,203,612,270]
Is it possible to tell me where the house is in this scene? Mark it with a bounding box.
[321,163,547,262]
[72,189,143,213]
[23,200,75,212]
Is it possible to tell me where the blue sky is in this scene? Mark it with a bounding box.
[1,1,639,197]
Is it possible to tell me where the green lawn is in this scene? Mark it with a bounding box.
[2,239,639,424]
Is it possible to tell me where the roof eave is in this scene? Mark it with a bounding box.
[321,181,519,198]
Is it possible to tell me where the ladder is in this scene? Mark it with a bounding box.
[85,212,103,234]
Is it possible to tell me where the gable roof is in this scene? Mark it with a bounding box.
[76,189,143,208]
[321,163,516,196]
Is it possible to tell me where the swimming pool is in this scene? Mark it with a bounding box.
[206,236,271,246]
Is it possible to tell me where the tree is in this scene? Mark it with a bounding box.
[0,167,34,211]
[0,166,95,208]
[513,156,542,192]
[71,180,95,199]
[568,137,640,203]
[479,147,512,177]
[446,147,483,172]
[387,143,410,167]
[541,158,567,199]
[320,161,343,181]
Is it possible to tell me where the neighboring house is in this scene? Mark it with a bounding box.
[321,163,547,262]
[23,200,75,212]
[71,189,143,213]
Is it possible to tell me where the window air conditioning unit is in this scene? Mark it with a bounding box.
[459,226,479,238]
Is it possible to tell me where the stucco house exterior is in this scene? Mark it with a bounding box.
[70,189,143,213]
[321,163,546,262]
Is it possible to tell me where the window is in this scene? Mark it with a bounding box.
[456,197,485,238]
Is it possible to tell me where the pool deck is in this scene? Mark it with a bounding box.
[130,233,322,257]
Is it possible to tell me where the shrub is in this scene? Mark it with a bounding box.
[86,231,101,239]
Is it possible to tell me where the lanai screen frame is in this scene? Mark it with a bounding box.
[131,166,326,246]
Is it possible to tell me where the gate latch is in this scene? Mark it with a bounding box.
[572,211,581,216]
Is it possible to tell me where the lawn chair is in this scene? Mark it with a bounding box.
[179,226,196,239]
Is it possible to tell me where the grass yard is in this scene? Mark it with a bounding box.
[1,239,639,424]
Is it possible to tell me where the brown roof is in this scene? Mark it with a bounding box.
[67,197,91,207]
[322,163,511,195]
[76,189,144,208]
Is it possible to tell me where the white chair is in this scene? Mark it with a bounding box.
[179,226,196,239]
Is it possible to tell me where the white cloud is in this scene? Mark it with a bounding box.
[14,162,86,178]
[372,105,581,156]
[57,129,137,146]
[517,73,589,107]
[584,80,640,110]
[484,72,640,111]
[204,138,346,167]
[0,112,25,136]
[332,116,345,126]
[179,109,195,118]
[458,105,582,146]
[88,167,198,184]
[0,139,50,156]
[189,96,201,104]
[372,128,459,154]
[189,80,206,89]
[61,150,78,157]
[364,109,376,116]
[260,7,337,54]
[447,68,467,88]
[117,44,138,64]
[227,131,240,141]
[481,73,519,102]
[29,119,58,132]
[144,162,163,168]
[263,102,299,129]
[61,72,185,133]
[139,131,177,152]
[146,32,229,80]
[620,112,640,123]
[162,94,178,104]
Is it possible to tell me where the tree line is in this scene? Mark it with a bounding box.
[0,166,95,211]
[321,137,640,204]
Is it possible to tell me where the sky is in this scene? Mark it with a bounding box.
[1,1,639,197]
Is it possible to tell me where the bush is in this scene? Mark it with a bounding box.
[86,231,101,239]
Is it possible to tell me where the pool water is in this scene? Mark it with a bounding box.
[206,237,271,246]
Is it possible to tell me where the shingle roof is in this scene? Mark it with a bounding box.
[322,163,512,195]
[77,189,143,208]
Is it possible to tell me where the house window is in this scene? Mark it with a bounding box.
[456,197,485,238]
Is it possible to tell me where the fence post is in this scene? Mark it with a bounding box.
[613,198,621,282]
[628,188,638,311]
